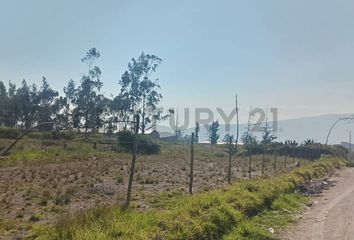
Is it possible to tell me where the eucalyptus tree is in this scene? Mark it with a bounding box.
[209,120,220,145]
[16,80,36,128]
[36,77,59,130]
[0,81,8,126]
[65,48,106,133]
[118,52,163,133]
[5,81,19,128]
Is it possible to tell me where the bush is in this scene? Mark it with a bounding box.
[27,131,74,140]
[0,127,20,139]
[116,131,160,155]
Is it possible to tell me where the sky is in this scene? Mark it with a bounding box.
[0,0,354,124]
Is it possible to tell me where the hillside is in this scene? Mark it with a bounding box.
[157,113,354,144]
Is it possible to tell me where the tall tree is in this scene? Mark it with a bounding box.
[5,81,19,128]
[194,122,200,143]
[118,52,163,133]
[0,81,9,127]
[209,120,220,145]
[36,77,59,130]
[16,80,35,128]
[242,107,258,155]
[65,48,106,133]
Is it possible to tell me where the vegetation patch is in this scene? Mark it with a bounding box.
[28,157,346,240]
[116,131,160,155]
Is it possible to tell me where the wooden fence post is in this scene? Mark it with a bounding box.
[189,132,194,194]
[262,144,266,174]
[227,137,232,184]
[248,153,252,179]
[124,115,139,208]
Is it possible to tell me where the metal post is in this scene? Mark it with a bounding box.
[189,132,194,194]
[124,115,139,208]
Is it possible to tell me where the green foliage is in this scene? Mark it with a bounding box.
[119,52,164,133]
[0,127,20,139]
[0,50,168,136]
[116,131,160,155]
[209,120,220,145]
[194,122,200,143]
[65,48,108,132]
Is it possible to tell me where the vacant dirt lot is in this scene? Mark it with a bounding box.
[0,140,296,239]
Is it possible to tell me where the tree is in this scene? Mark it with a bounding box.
[36,77,59,130]
[241,107,257,156]
[5,81,19,128]
[81,47,100,72]
[0,81,9,127]
[118,52,163,133]
[194,122,200,143]
[209,120,220,145]
[304,139,315,145]
[261,114,276,174]
[262,128,276,144]
[65,48,106,133]
[16,80,35,128]
[223,133,234,144]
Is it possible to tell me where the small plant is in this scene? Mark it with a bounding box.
[39,190,52,206]
[139,176,157,185]
[214,152,225,158]
[55,187,75,205]
[116,174,124,184]
[29,213,42,222]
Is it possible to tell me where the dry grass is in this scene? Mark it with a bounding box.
[0,137,314,239]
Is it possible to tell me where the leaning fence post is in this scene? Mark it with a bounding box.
[124,114,139,208]
[189,132,194,194]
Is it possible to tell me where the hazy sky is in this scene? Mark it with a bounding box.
[1,0,353,123]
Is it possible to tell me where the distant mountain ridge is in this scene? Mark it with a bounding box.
[156,113,354,144]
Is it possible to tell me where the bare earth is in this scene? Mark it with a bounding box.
[282,167,354,240]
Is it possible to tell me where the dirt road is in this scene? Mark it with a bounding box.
[282,167,354,240]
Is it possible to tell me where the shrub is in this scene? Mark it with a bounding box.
[27,131,74,140]
[116,131,160,155]
[0,127,20,139]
